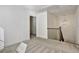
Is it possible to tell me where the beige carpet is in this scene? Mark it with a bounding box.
[26,38,79,53]
[1,37,79,53]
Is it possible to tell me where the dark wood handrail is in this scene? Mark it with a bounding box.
[47,28,59,30]
[59,26,64,42]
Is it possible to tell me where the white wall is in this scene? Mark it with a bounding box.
[47,12,58,28]
[57,14,75,43]
[0,6,30,47]
[75,6,79,44]
[36,11,48,39]
[28,10,37,16]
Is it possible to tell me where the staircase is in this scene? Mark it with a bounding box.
[59,26,64,42]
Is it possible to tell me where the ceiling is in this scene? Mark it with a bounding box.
[47,5,77,15]
[24,5,77,14]
[24,5,49,12]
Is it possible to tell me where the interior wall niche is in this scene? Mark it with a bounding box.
[47,12,58,40]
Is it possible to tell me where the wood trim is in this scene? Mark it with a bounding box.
[47,28,59,30]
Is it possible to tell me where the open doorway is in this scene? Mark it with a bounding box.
[30,16,36,38]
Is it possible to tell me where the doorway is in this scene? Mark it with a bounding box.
[30,16,36,38]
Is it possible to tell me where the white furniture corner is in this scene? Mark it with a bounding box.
[0,27,4,51]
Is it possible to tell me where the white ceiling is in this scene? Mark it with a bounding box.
[24,5,50,12]
[24,5,77,14]
[47,5,77,15]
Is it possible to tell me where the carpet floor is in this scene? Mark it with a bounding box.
[1,37,79,53]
